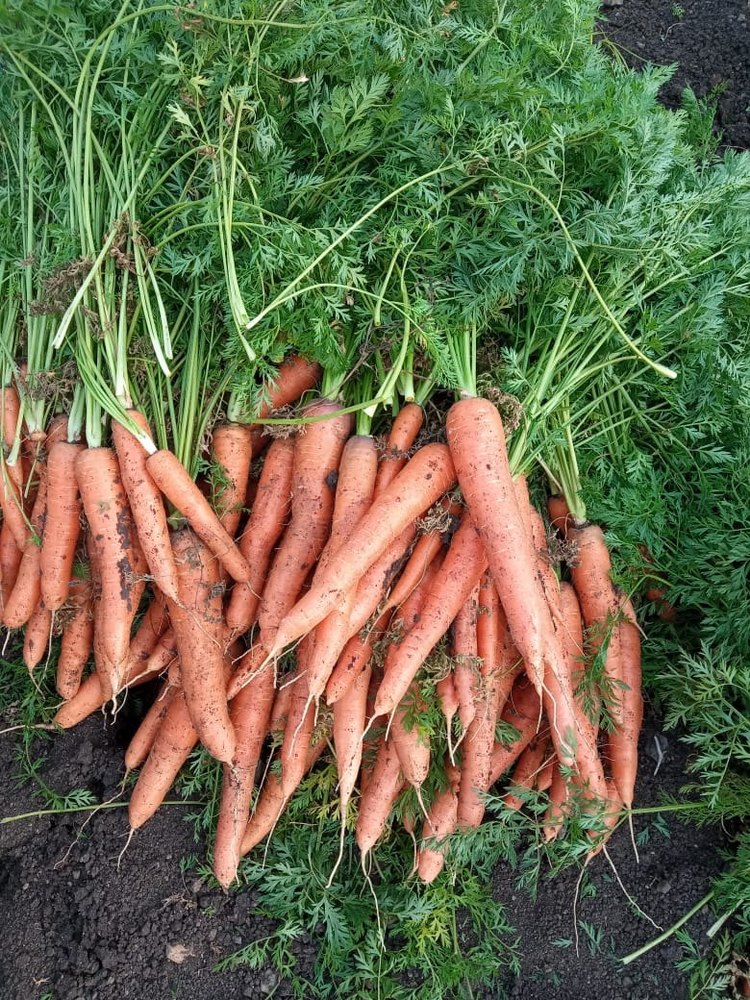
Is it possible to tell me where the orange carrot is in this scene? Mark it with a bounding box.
[345,524,417,636]
[417,762,460,884]
[278,664,316,800]
[391,689,431,806]
[355,738,405,860]
[436,671,459,758]
[145,448,251,583]
[112,411,180,603]
[535,757,555,793]
[247,355,322,458]
[23,602,52,672]
[210,422,254,538]
[55,577,95,700]
[446,397,553,696]
[607,597,642,809]
[543,764,569,842]
[267,443,457,657]
[488,681,542,785]
[167,528,234,763]
[0,522,22,612]
[124,593,171,682]
[324,608,391,706]
[226,437,295,634]
[124,683,176,772]
[0,385,28,549]
[76,447,144,699]
[374,402,424,495]
[331,662,372,872]
[214,654,276,887]
[39,439,85,611]
[258,400,353,644]
[502,733,550,811]
[373,512,487,718]
[452,583,480,737]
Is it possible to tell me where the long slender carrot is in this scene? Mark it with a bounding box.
[267,443,457,657]
[325,608,391,706]
[124,683,176,772]
[355,738,405,860]
[145,449,251,583]
[452,583,480,737]
[210,422,254,538]
[39,439,84,611]
[345,523,417,636]
[446,397,553,696]
[543,764,569,842]
[374,402,424,495]
[226,436,295,634]
[488,681,543,786]
[330,662,372,876]
[417,762,460,884]
[0,385,28,549]
[56,577,94,700]
[214,655,276,888]
[373,513,487,717]
[502,734,551,811]
[76,447,144,699]
[112,411,180,603]
[0,522,22,613]
[23,602,52,672]
[167,528,235,763]
[258,400,353,644]
[607,597,642,809]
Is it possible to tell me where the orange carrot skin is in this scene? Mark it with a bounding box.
[214,656,276,887]
[124,593,170,680]
[240,737,327,856]
[23,602,52,671]
[112,411,180,604]
[76,447,144,698]
[446,398,551,696]
[543,764,569,842]
[374,402,424,495]
[269,443,457,657]
[248,355,322,458]
[128,686,199,829]
[0,521,22,612]
[355,739,405,858]
[502,734,550,811]
[226,437,295,634]
[279,664,316,800]
[1,385,27,549]
[488,682,543,786]
[2,541,41,628]
[374,513,487,717]
[55,577,95,700]
[345,524,417,636]
[453,583,480,736]
[211,422,254,538]
[417,763,460,884]
[258,400,353,642]
[146,449,251,583]
[168,529,235,763]
[333,663,372,812]
[40,440,85,611]
[124,683,176,772]
[536,757,555,793]
[392,694,431,791]
[325,608,390,706]
[607,598,642,808]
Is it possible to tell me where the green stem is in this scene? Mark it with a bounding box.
[621,891,714,966]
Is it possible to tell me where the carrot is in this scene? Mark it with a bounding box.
[124,593,171,683]
[54,577,94,699]
[355,738,405,860]
[23,602,52,672]
[278,665,316,800]
[210,422,254,538]
[128,682,199,829]
[446,397,553,696]
[330,662,372,876]
[226,437,295,634]
[558,583,598,743]
[214,654,276,887]
[112,411,180,604]
[452,583,480,737]
[417,762,460,884]
[325,610,390,706]
[547,494,572,535]
[543,764,569,842]
[247,354,322,458]
[502,733,550,811]
[373,512,487,718]
[145,448,251,583]
[345,524,417,636]
[373,402,424,495]
[0,522,22,612]
[607,597,643,809]
[488,681,542,785]
[535,756,555,794]
[39,439,85,611]
[258,400,353,644]
[456,573,506,828]
[76,447,145,699]
[391,689,431,809]
[267,443,456,657]
[167,528,235,763]
[303,434,378,701]
[124,683,176,772]
[144,627,178,678]
[0,385,28,550]
[436,671,459,759]
[240,736,327,857]
[2,537,41,628]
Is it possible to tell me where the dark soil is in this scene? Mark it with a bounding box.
[599,0,750,150]
[0,704,724,1000]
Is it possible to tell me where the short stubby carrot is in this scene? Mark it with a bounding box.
[23,602,52,672]
[226,436,295,635]
[267,443,456,658]
[112,411,180,604]
[146,448,251,583]
[355,738,405,861]
[417,762,460,884]
[167,528,235,763]
[56,577,95,700]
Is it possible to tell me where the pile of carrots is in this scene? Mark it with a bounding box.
[1,356,641,887]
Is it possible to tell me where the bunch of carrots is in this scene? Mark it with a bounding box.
[1,354,642,888]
